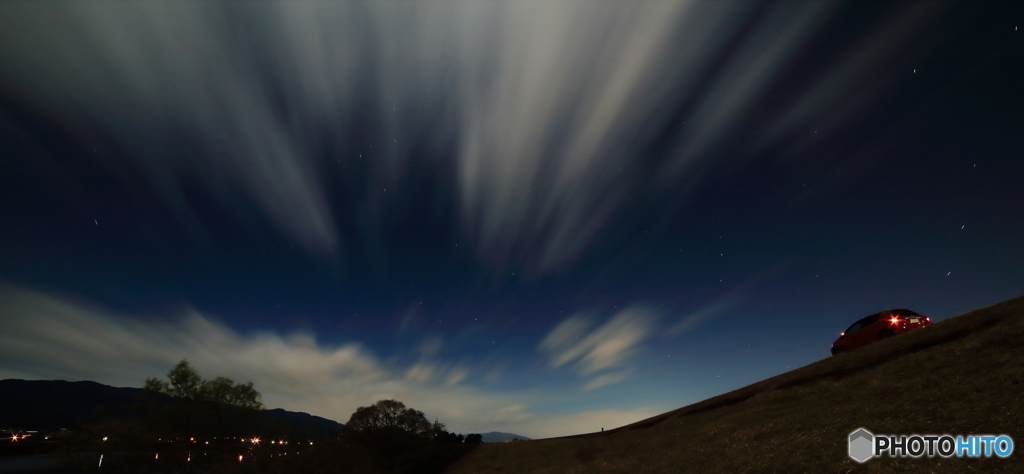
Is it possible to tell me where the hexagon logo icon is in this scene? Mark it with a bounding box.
[849,428,874,463]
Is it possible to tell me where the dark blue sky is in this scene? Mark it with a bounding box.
[1,0,1022,438]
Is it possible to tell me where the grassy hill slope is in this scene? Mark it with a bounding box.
[445,295,1024,473]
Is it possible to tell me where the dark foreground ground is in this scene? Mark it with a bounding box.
[0,454,63,473]
[445,295,1024,473]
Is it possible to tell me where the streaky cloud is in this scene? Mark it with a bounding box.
[540,305,659,388]
[0,285,655,439]
[0,1,946,275]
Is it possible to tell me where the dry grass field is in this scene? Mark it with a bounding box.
[445,295,1024,473]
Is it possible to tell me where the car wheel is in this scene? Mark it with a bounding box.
[879,329,895,339]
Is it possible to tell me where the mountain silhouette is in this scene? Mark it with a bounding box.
[0,379,345,438]
[479,431,531,443]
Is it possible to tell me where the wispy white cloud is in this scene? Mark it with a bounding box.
[403,363,437,385]
[444,367,469,387]
[754,1,947,158]
[497,406,664,439]
[479,404,533,425]
[0,285,659,439]
[540,305,658,388]
[667,263,789,336]
[582,372,630,391]
[539,314,595,368]
[430,403,663,439]
[667,298,741,337]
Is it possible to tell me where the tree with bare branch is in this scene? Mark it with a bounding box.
[346,399,433,435]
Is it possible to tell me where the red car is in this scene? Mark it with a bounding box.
[831,309,931,355]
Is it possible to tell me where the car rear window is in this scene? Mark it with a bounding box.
[889,309,920,316]
[846,313,882,334]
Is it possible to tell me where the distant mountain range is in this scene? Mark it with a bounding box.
[0,379,345,438]
[479,431,531,443]
[0,379,536,443]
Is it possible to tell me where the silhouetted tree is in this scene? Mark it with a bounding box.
[433,430,466,444]
[339,401,476,474]
[144,359,263,409]
[142,359,264,440]
[346,399,432,435]
[465,433,483,445]
[201,376,263,410]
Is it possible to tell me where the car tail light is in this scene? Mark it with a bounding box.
[889,317,900,325]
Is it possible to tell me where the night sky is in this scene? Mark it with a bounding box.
[1,1,1022,439]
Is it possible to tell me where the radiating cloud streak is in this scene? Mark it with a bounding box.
[754,1,948,158]
[0,285,654,438]
[582,372,630,391]
[456,1,698,273]
[2,2,343,255]
[0,1,944,274]
[668,263,788,336]
[668,298,740,337]
[659,1,833,176]
[540,305,658,389]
